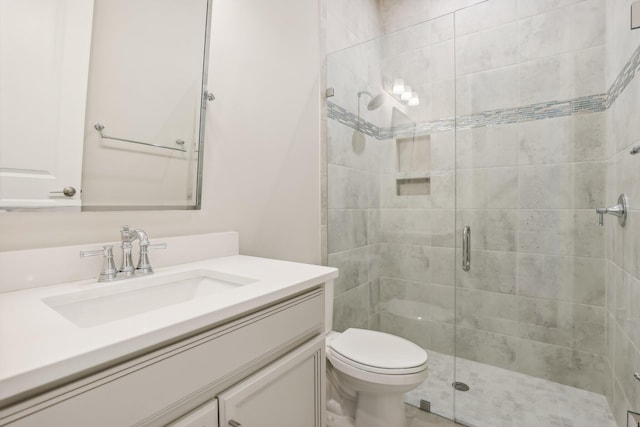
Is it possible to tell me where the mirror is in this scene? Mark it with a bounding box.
[0,0,211,211]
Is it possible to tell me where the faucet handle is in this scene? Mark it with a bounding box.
[80,245,118,282]
[136,242,167,275]
[595,193,628,227]
[595,208,606,225]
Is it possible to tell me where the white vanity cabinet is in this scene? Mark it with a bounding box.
[167,400,219,427]
[0,287,326,427]
[218,336,324,427]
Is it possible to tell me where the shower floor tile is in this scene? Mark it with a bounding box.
[405,350,617,427]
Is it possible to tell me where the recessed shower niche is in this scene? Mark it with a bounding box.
[395,135,431,196]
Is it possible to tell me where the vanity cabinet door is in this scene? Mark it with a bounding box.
[217,336,325,427]
[167,400,218,427]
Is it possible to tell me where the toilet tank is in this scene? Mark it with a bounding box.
[324,280,334,333]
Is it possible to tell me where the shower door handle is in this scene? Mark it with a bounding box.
[462,226,471,272]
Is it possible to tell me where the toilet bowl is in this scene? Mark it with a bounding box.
[326,328,428,427]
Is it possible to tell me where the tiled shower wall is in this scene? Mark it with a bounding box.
[605,1,640,426]
[324,0,640,421]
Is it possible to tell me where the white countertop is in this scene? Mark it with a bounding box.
[0,255,337,405]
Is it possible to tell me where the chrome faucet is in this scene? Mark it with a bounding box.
[80,226,166,282]
[120,225,138,277]
[79,245,118,281]
[133,228,167,274]
[596,194,628,226]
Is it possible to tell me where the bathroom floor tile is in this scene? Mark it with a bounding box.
[405,350,616,427]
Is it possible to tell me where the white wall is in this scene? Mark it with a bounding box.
[206,0,321,263]
[0,0,321,265]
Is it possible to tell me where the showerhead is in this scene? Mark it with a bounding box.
[358,91,385,111]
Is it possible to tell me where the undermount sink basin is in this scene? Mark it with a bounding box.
[42,269,258,328]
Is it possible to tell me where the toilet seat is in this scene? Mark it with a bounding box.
[328,328,428,375]
[326,329,429,427]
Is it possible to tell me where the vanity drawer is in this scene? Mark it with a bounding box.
[2,289,324,427]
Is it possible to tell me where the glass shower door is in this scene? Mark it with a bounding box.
[452,1,610,426]
[325,13,458,422]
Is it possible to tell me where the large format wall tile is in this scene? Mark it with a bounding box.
[517,297,607,354]
[430,131,455,171]
[610,76,640,153]
[429,209,455,247]
[455,328,518,371]
[518,162,605,209]
[380,310,455,355]
[605,0,640,86]
[519,46,605,105]
[379,242,431,283]
[328,246,371,296]
[333,282,371,332]
[455,23,518,76]
[518,0,605,62]
[456,167,519,209]
[455,0,517,37]
[456,65,520,115]
[378,311,432,349]
[430,247,455,285]
[430,170,456,209]
[328,164,379,209]
[517,254,605,305]
[614,321,640,410]
[456,124,519,169]
[326,0,382,53]
[456,288,518,336]
[379,208,431,245]
[456,249,517,294]
[328,209,368,253]
[516,339,610,394]
[518,209,604,257]
[518,0,585,18]
[518,113,606,165]
[429,40,455,83]
[379,277,455,323]
[380,20,431,58]
[618,147,640,210]
[618,270,640,351]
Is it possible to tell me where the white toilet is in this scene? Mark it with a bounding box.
[325,328,428,427]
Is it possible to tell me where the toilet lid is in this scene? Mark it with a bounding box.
[329,328,427,373]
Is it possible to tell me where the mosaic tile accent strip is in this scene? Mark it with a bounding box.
[454,94,607,129]
[327,101,379,138]
[607,43,640,108]
[328,43,639,138]
[329,92,607,139]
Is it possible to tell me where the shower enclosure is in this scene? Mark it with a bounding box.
[324,0,638,425]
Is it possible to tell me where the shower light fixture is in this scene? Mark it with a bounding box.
[408,94,419,106]
[392,78,405,95]
[401,86,412,101]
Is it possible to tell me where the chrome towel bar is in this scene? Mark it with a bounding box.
[94,123,187,153]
